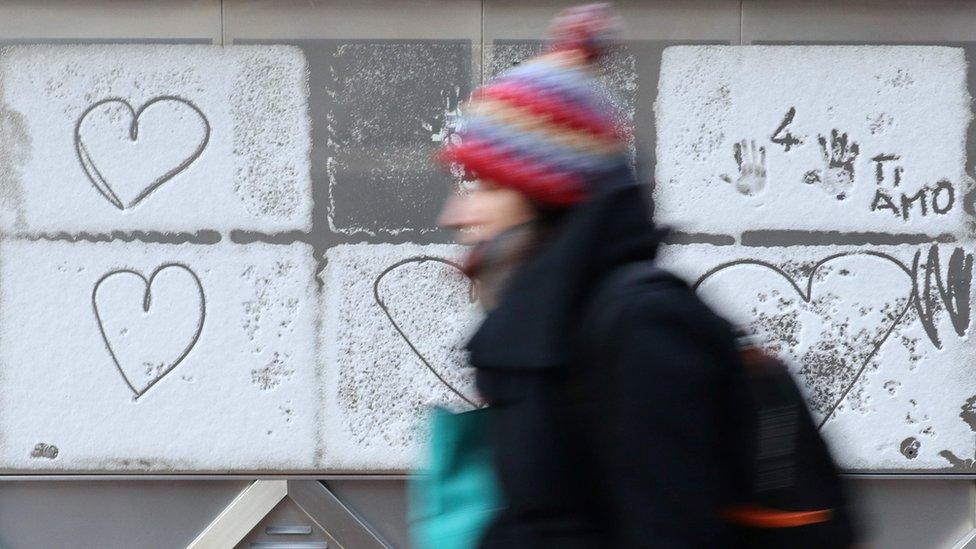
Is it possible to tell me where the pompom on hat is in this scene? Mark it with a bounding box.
[546,2,623,61]
[438,3,630,207]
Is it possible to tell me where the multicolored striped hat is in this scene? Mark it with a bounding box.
[439,3,630,207]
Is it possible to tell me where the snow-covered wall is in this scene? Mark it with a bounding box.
[656,46,975,471]
[0,43,972,472]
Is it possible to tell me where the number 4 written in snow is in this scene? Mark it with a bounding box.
[771,107,803,152]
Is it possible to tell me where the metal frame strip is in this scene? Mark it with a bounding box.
[187,480,287,549]
[953,529,976,549]
[289,480,391,549]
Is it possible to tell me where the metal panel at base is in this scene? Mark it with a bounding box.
[0,480,251,549]
[189,481,288,549]
[288,481,391,549]
[189,481,390,549]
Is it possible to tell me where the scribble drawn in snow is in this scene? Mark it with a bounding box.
[659,243,976,471]
[321,243,480,469]
[0,240,319,472]
[695,253,915,425]
[0,44,311,233]
[93,262,205,399]
[654,46,971,236]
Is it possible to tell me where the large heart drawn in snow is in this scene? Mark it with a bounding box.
[74,96,210,210]
[92,264,206,399]
[373,256,481,409]
[693,252,915,429]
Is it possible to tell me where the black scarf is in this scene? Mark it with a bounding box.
[464,221,543,311]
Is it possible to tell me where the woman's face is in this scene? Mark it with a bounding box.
[438,180,537,245]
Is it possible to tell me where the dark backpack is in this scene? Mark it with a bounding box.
[582,261,856,548]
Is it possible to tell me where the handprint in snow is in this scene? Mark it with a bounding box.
[803,129,860,200]
[720,140,767,196]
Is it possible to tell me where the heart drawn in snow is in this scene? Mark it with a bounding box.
[373,256,481,409]
[693,252,916,429]
[74,96,210,210]
[92,264,206,399]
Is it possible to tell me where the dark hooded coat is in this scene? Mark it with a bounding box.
[469,168,757,548]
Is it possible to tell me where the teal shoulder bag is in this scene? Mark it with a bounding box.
[409,407,503,549]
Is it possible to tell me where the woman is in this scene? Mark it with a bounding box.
[436,4,755,547]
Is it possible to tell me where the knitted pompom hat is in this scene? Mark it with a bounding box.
[439,3,629,207]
